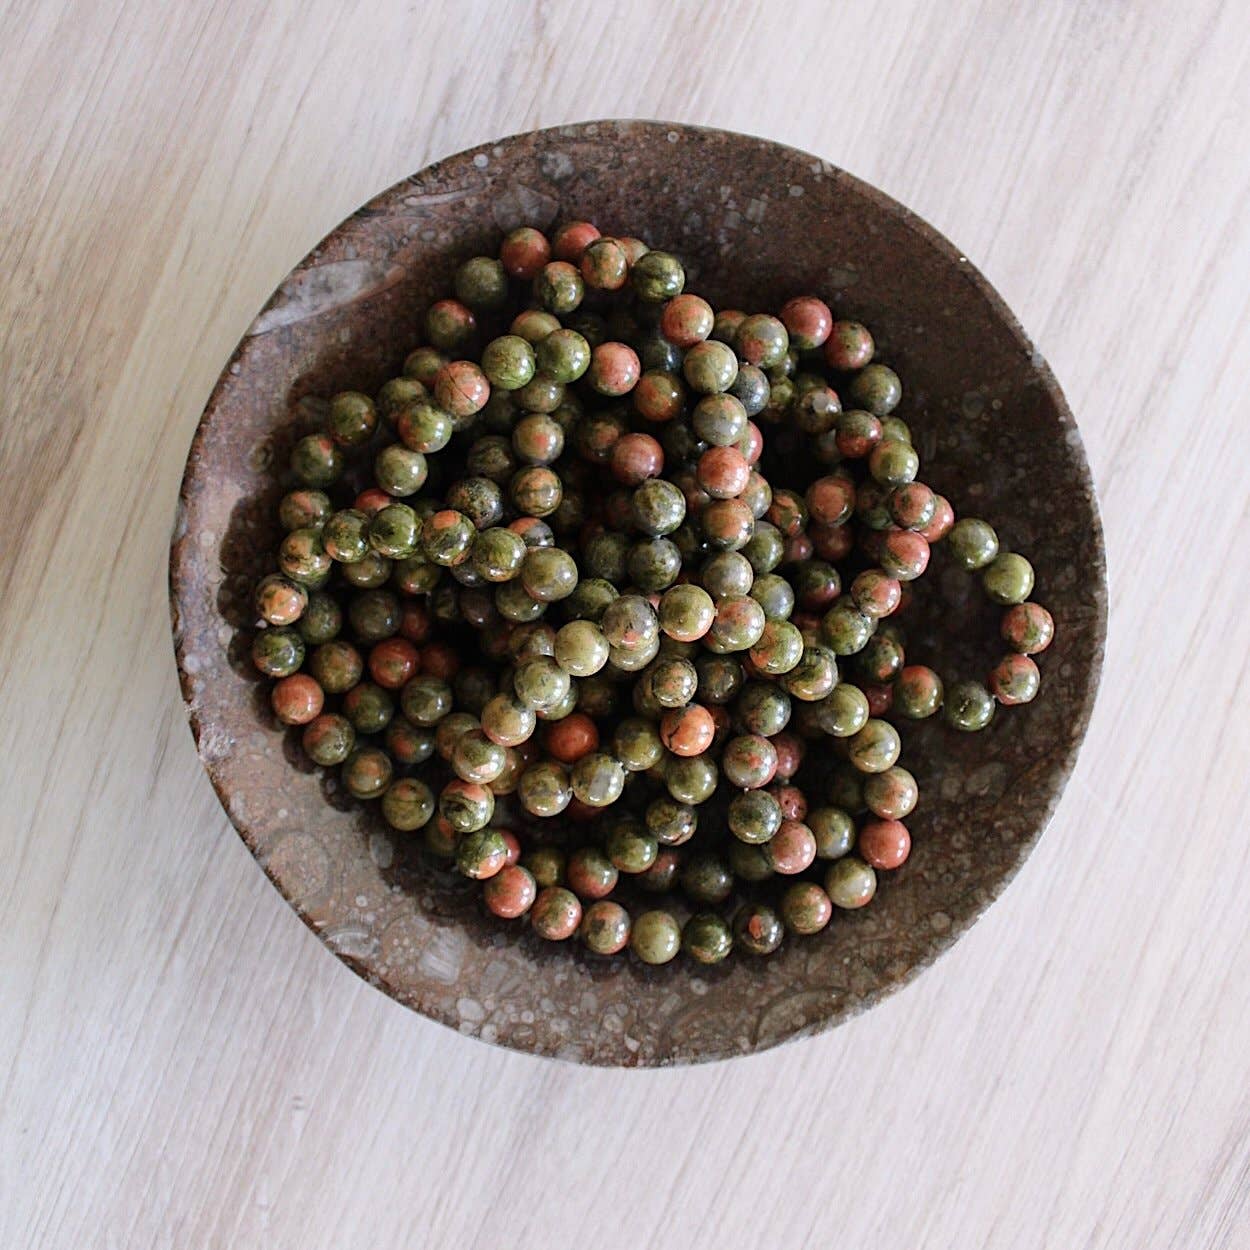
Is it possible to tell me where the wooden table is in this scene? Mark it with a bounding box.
[4,2,1248,1245]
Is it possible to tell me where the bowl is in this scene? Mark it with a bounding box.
[170,120,1106,1065]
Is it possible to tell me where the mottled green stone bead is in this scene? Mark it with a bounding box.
[947,518,999,570]
[820,602,876,655]
[683,913,734,964]
[818,682,870,738]
[734,904,784,955]
[630,910,682,965]
[944,679,996,731]
[981,552,1035,605]
[848,363,902,415]
[680,853,733,904]
[728,788,783,844]
[809,806,856,859]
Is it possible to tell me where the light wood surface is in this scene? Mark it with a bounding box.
[4,2,1249,1246]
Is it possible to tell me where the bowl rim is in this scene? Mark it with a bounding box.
[169,118,1107,1064]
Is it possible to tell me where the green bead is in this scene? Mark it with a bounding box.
[863,766,919,820]
[580,900,630,954]
[554,620,610,677]
[290,434,342,487]
[400,675,452,726]
[376,377,426,422]
[322,509,370,563]
[683,913,733,964]
[601,594,660,651]
[695,655,740,705]
[816,682,870,737]
[607,820,659,873]
[513,656,571,711]
[534,262,584,314]
[781,882,833,935]
[521,846,566,887]
[518,761,572,817]
[631,478,687,536]
[749,573,795,621]
[895,666,943,719]
[880,415,911,443]
[571,753,626,807]
[728,840,773,882]
[342,682,393,734]
[749,620,804,675]
[741,521,784,575]
[521,546,579,602]
[511,413,564,465]
[820,602,876,656]
[456,828,509,878]
[404,346,448,385]
[735,313,790,368]
[643,802,697,854]
[564,577,619,623]
[435,712,478,761]
[440,782,495,834]
[511,308,561,344]
[296,592,342,644]
[665,754,718,804]
[847,718,901,773]
[368,504,420,558]
[825,856,877,908]
[303,713,356,766]
[374,444,428,496]
[309,641,362,693]
[981,552,1035,605]
[868,438,919,487]
[613,717,665,771]
[480,335,537,390]
[391,554,439,594]
[692,393,748,446]
[683,340,739,394]
[810,807,856,859]
[680,854,733,905]
[454,255,508,310]
[472,527,527,582]
[632,250,685,302]
[735,681,791,737]
[780,646,838,702]
[627,538,682,592]
[327,391,377,447]
[278,489,332,532]
[536,328,592,382]
[341,747,392,800]
[341,550,392,589]
[849,363,902,415]
[947,518,999,570]
[944,679,996,731]
[347,589,399,641]
[706,595,767,653]
[516,374,565,413]
[421,510,476,566]
[452,729,508,784]
[701,551,754,598]
[251,627,304,677]
[630,910,682,965]
[728,789,783,844]
[734,904,784,955]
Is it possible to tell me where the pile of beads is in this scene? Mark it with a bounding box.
[251,219,1055,964]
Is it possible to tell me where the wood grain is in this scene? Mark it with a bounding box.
[3,1,1248,1246]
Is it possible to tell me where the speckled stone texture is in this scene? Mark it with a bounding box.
[169,120,1106,1066]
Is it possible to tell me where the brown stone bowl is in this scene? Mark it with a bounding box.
[170,120,1105,1065]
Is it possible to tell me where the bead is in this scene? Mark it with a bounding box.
[944,680,996,731]
[989,653,1041,704]
[858,819,911,870]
